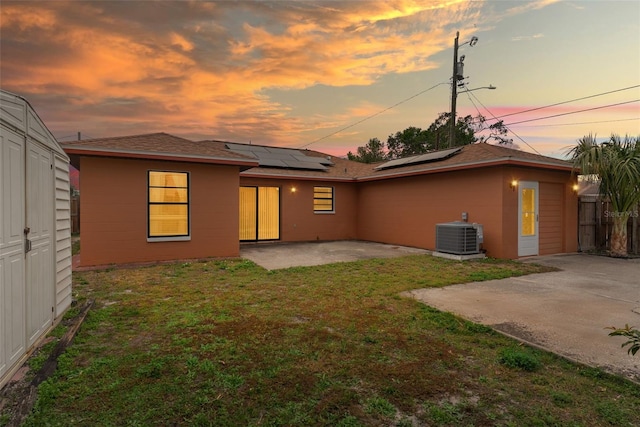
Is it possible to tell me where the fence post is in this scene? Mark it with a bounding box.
[633,203,638,254]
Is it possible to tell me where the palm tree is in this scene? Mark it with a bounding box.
[568,134,640,257]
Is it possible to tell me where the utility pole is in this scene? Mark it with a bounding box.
[449,32,478,148]
[449,32,460,148]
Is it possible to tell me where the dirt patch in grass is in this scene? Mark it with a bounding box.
[4,255,639,426]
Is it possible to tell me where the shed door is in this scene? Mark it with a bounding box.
[0,128,26,378]
[25,140,54,347]
[518,181,539,256]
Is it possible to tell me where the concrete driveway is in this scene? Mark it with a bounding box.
[404,254,640,382]
[241,240,429,270]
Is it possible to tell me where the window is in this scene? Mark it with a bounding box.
[314,186,334,213]
[521,188,536,236]
[148,171,189,239]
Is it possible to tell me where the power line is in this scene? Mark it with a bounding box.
[468,90,541,154]
[491,85,640,120]
[299,82,449,149]
[513,117,640,128]
[503,100,639,126]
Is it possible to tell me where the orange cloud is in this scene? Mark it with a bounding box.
[0,0,564,150]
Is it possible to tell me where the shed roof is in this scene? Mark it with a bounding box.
[62,133,258,169]
[1,89,68,160]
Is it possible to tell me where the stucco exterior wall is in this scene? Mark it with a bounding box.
[357,168,506,256]
[500,165,578,258]
[240,177,358,242]
[79,157,240,266]
[358,166,578,259]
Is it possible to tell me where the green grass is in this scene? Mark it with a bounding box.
[16,255,640,426]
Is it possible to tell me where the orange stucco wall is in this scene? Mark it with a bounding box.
[357,166,578,259]
[79,157,240,266]
[357,168,507,256]
[500,165,578,258]
[240,177,358,242]
[79,158,578,265]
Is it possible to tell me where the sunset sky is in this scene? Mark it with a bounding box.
[1,0,638,158]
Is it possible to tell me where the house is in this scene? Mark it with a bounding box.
[62,133,578,267]
[1,90,72,387]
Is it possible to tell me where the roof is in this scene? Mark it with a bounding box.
[62,133,258,169]
[62,132,574,180]
[1,89,68,160]
[357,143,573,181]
[243,142,573,181]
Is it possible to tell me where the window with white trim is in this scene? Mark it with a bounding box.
[313,186,334,213]
[148,171,190,239]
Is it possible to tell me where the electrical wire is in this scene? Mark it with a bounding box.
[512,117,640,128]
[299,81,449,148]
[302,82,639,150]
[468,90,541,154]
[502,100,639,126]
[491,85,640,120]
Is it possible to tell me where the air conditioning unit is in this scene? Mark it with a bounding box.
[435,222,483,255]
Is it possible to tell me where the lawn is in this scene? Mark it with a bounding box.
[13,255,640,426]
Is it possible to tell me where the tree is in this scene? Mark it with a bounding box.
[347,113,511,163]
[568,134,640,257]
[347,137,386,163]
[386,126,432,159]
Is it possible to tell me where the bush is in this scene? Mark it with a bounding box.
[498,346,541,372]
[607,324,640,355]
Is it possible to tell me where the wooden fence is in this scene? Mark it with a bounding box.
[71,195,80,235]
[578,197,639,254]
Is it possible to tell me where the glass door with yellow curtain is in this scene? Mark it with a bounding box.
[518,181,539,256]
[239,186,280,241]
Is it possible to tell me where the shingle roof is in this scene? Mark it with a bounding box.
[62,133,257,167]
[357,143,573,181]
[62,132,574,180]
[242,142,573,181]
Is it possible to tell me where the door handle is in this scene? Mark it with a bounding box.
[24,227,31,235]
[25,238,32,254]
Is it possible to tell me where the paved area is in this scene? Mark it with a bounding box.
[404,254,640,382]
[241,243,639,381]
[241,240,429,270]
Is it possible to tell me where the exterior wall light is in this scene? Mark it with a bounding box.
[290,186,297,193]
[572,184,579,192]
[510,180,518,191]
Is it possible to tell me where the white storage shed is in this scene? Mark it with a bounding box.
[1,90,72,388]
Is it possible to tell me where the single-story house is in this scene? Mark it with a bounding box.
[62,133,578,267]
[1,90,72,387]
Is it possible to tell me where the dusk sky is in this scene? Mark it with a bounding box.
[1,0,638,158]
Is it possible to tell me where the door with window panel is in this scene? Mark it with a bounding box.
[518,181,539,256]
[239,187,280,241]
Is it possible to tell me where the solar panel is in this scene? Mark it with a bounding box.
[259,158,288,167]
[225,143,332,171]
[375,147,462,171]
[283,160,328,170]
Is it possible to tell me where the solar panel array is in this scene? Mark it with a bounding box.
[225,143,334,171]
[374,147,462,171]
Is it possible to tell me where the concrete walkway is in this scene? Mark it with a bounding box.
[404,254,640,382]
[241,240,429,270]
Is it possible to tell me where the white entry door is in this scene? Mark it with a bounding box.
[25,140,54,347]
[518,181,539,256]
